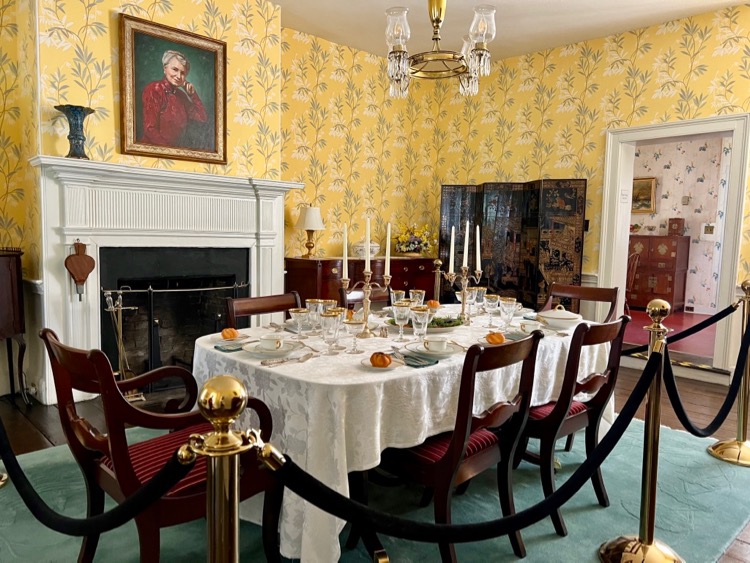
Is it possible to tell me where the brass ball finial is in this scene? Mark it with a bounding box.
[646,299,671,324]
[198,375,248,427]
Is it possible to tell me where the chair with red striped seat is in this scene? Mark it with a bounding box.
[515,315,630,538]
[40,328,281,563]
[376,331,543,561]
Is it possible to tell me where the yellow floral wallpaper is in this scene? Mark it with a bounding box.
[3,2,750,282]
[282,5,750,280]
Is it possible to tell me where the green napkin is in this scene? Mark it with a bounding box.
[402,353,438,368]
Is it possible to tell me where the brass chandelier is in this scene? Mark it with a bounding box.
[386,0,496,98]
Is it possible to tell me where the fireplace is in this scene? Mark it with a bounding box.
[28,156,301,405]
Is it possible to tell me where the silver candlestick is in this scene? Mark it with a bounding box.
[437,265,483,325]
[341,272,391,338]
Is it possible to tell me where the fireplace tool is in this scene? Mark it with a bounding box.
[104,291,144,402]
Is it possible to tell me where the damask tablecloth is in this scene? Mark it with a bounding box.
[192,312,610,562]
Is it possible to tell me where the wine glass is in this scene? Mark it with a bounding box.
[305,298,323,335]
[474,287,486,313]
[499,297,521,329]
[319,311,341,356]
[465,287,478,319]
[329,307,348,350]
[484,294,499,328]
[343,319,365,353]
[409,289,426,306]
[392,300,412,342]
[391,289,406,304]
[410,305,430,343]
[288,307,309,340]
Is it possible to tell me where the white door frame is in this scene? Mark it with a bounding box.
[600,114,750,374]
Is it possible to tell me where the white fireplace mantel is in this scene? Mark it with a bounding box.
[27,156,302,404]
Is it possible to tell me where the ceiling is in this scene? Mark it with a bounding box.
[275,0,744,60]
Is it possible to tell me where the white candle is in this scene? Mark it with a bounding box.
[385,222,391,276]
[475,225,481,271]
[462,220,469,268]
[448,226,455,274]
[365,218,371,271]
[342,224,348,279]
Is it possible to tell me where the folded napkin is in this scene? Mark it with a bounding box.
[402,353,438,368]
[214,343,244,352]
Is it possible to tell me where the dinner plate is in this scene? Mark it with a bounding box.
[405,341,462,359]
[478,332,527,344]
[359,358,397,371]
[242,341,302,358]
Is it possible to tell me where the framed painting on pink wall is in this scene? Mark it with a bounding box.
[119,14,227,164]
[632,177,656,214]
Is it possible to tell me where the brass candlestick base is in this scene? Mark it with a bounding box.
[707,440,750,466]
[599,535,684,562]
[342,271,391,338]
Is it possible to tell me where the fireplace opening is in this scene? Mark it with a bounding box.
[99,247,250,389]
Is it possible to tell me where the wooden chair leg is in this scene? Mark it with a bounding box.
[513,434,530,469]
[135,513,161,563]
[586,423,610,507]
[418,486,434,507]
[433,485,457,563]
[498,436,526,558]
[539,436,567,537]
[78,480,105,563]
[563,432,575,452]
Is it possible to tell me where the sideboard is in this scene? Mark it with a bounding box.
[627,235,690,311]
[285,256,437,303]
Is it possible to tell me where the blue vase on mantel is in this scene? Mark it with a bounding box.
[55,104,94,159]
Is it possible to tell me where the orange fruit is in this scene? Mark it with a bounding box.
[486,332,506,345]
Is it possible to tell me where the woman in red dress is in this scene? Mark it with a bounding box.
[140,50,208,148]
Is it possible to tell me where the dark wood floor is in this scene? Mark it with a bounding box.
[1,368,748,560]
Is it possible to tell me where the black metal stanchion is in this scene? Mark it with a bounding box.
[707,279,750,466]
[599,299,684,562]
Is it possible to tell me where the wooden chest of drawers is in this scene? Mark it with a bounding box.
[627,235,690,311]
[285,257,436,303]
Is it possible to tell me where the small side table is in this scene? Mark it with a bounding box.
[0,249,29,406]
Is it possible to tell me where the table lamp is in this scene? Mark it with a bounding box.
[296,205,325,258]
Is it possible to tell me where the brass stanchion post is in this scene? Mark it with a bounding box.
[599,299,684,562]
[181,375,254,563]
[707,279,750,466]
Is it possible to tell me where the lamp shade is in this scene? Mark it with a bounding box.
[295,206,325,231]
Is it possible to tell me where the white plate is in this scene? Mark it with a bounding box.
[211,333,252,343]
[359,358,397,371]
[405,341,462,359]
[242,341,302,358]
[516,308,535,317]
[478,333,527,344]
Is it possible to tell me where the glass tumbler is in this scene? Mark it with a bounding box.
[288,307,309,340]
[410,305,430,342]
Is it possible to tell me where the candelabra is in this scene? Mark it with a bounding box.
[437,265,483,325]
[341,271,391,338]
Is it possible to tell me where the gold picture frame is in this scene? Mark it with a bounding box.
[632,177,656,214]
[119,14,227,164]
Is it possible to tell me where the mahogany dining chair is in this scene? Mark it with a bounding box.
[225,291,301,328]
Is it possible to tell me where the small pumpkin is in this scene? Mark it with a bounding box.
[426,299,441,309]
[370,352,393,368]
[486,332,506,345]
[221,327,240,340]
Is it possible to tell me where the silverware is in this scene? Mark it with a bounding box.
[301,342,321,353]
[261,352,315,367]
[390,347,431,366]
[448,340,468,351]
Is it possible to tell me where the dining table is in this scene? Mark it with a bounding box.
[191,305,613,562]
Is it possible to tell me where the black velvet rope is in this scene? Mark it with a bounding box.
[622,303,738,357]
[662,319,750,437]
[0,416,195,536]
[272,352,661,544]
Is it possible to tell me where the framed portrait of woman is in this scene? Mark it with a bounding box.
[631,177,656,214]
[119,14,227,164]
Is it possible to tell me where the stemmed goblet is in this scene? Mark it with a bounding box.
[305,298,323,336]
[499,297,522,329]
[484,294,499,328]
[465,287,478,320]
[392,300,412,342]
[474,287,487,313]
[391,289,406,304]
[410,305,430,343]
[409,289,426,306]
[288,307,309,340]
[319,311,341,356]
[329,307,348,350]
[343,319,365,354]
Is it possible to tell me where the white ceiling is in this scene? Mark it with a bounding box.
[275,0,744,60]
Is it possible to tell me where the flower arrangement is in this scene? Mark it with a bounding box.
[394,224,435,255]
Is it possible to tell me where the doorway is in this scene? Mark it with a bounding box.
[600,114,750,380]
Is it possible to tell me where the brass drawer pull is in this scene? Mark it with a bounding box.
[403,267,409,272]
[331,267,338,275]
[419,265,425,270]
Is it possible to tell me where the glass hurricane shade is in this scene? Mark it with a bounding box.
[295,206,325,258]
[385,2,495,96]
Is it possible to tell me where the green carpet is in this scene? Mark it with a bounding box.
[0,420,748,562]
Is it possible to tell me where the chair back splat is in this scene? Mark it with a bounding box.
[39,328,281,563]
[541,282,619,322]
[226,291,301,329]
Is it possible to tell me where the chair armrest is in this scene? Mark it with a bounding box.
[71,413,109,455]
[472,393,522,431]
[120,407,206,430]
[117,366,198,413]
[574,372,607,395]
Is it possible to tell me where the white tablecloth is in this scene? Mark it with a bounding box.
[191,307,610,561]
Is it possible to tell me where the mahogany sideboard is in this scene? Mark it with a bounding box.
[285,256,438,303]
[627,235,690,312]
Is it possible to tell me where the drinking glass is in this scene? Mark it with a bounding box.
[319,299,338,314]
[305,298,323,335]
[329,306,348,350]
[499,297,521,329]
[465,287,478,319]
[410,305,430,343]
[484,294,499,328]
[392,300,412,342]
[409,289,426,306]
[319,311,341,356]
[288,307,309,340]
[474,287,487,312]
[343,319,365,354]
[391,289,406,304]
